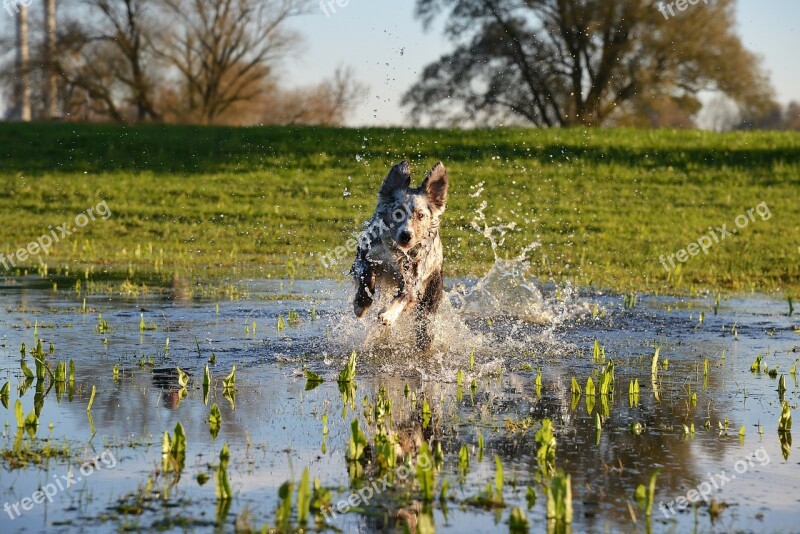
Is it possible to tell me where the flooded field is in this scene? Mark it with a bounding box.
[1,267,798,533]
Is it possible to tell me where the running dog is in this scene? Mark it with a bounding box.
[351,161,449,349]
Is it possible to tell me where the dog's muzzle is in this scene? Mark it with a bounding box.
[398,230,412,246]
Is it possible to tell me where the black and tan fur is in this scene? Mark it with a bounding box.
[351,161,449,349]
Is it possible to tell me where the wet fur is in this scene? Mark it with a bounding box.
[351,161,449,350]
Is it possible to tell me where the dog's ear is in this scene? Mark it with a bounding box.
[421,162,448,214]
[379,161,411,199]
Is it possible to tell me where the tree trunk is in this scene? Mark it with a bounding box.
[16,4,31,122]
[45,0,58,119]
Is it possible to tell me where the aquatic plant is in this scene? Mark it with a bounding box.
[599,361,614,396]
[209,403,222,439]
[95,314,110,334]
[86,385,96,412]
[628,379,640,406]
[571,377,581,397]
[417,443,435,502]
[458,444,470,478]
[216,444,232,501]
[592,340,605,363]
[422,399,432,429]
[337,351,357,384]
[750,354,763,373]
[635,470,659,516]
[535,418,557,475]
[275,480,293,531]
[203,364,212,388]
[347,418,368,464]
[585,377,596,397]
[0,382,9,409]
[223,366,236,391]
[162,422,187,474]
[545,471,573,523]
[779,401,792,434]
[176,367,189,388]
[297,467,311,525]
[304,369,323,389]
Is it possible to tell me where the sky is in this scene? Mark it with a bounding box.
[286,0,800,126]
[1,1,796,124]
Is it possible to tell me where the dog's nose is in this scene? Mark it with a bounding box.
[398,230,412,245]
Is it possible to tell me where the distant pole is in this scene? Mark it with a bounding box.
[15,3,31,122]
[45,0,58,119]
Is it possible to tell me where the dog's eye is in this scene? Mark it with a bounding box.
[415,211,425,220]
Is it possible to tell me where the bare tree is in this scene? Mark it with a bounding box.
[15,4,31,121]
[156,0,310,124]
[44,0,57,118]
[259,66,367,126]
[404,0,776,128]
[55,0,161,122]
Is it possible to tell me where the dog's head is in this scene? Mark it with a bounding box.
[377,161,448,251]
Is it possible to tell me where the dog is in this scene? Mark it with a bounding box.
[351,161,449,349]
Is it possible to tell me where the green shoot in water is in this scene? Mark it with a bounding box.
[209,403,222,439]
[216,444,232,501]
[162,422,187,474]
[417,443,435,501]
[0,381,9,409]
[635,470,659,516]
[535,418,557,475]
[297,467,311,525]
[571,377,581,396]
[546,471,573,523]
[86,385,96,412]
[176,367,189,388]
[585,377,596,397]
[223,366,236,390]
[337,351,357,383]
[779,401,792,434]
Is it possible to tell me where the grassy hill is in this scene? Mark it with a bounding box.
[0,122,798,294]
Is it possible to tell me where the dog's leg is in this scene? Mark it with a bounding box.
[379,292,410,326]
[414,269,444,350]
[352,247,375,318]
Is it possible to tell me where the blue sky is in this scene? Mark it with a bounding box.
[286,0,800,126]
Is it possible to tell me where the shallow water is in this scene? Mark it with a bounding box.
[0,271,798,533]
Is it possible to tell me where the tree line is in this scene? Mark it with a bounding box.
[2,0,365,125]
[2,0,797,129]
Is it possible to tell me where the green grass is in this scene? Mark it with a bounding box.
[0,122,798,294]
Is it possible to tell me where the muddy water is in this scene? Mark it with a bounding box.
[0,273,798,533]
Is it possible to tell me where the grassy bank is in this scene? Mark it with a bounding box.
[0,122,798,294]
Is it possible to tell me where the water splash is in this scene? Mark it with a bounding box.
[322,194,593,380]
